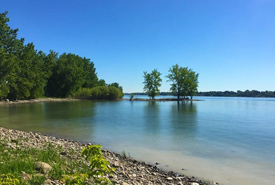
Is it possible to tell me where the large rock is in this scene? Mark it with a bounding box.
[21,171,31,182]
[35,162,52,174]
[191,183,200,185]
[42,179,52,185]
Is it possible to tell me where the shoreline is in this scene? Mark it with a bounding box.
[124,98,201,102]
[0,98,80,106]
[0,97,201,106]
[0,126,210,185]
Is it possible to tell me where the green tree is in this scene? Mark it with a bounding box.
[166,64,199,101]
[97,79,106,86]
[46,53,98,97]
[143,69,162,99]
[185,69,199,100]
[109,82,123,93]
[81,57,98,88]
[0,12,48,100]
[0,11,20,100]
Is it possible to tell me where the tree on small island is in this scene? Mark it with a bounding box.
[130,93,134,101]
[166,64,199,101]
[143,69,162,99]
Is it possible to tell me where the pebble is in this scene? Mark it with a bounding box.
[0,126,207,185]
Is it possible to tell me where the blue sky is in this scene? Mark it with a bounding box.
[1,0,274,93]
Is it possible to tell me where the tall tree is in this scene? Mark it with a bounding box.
[166,64,199,101]
[46,53,98,97]
[185,69,199,100]
[143,69,162,99]
[0,11,19,100]
[81,57,98,88]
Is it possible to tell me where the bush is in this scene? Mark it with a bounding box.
[108,86,122,99]
[74,86,123,100]
[74,88,92,99]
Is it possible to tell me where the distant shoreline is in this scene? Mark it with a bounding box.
[124,98,201,102]
[0,97,201,106]
[124,90,275,98]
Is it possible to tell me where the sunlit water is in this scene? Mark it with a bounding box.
[0,96,275,185]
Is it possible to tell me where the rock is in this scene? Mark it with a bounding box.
[114,161,120,167]
[35,162,52,174]
[42,179,52,185]
[166,177,173,181]
[21,171,31,182]
[0,126,205,185]
[191,183,200,185]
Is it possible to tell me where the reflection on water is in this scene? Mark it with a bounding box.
[143,102,160,136]
[0,101,96,140]
[170,102,198,150]
[1,97,275,185]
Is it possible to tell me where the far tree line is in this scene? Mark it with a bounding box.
[0,11,123,101]
[196,90,275,97]
[129,90,275,98]
[143,65,199,100]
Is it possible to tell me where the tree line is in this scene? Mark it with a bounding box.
[0,11,123,100]
[196,90,275,97]
[143,64,199,100]
[128,90,275,98]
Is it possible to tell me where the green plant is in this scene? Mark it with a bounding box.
[0,174,20,184]
[61,172,88,184]
[130,93,134,101]
[82,145,115,184]
[121,150,131,158]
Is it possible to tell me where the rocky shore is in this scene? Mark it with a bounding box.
[0,98,79,105]
[0,127,212,185]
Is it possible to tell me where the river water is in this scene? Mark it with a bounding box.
[0,96,274,185]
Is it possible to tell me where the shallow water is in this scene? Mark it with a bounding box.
[0,96,275,184]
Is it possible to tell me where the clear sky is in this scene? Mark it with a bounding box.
[1,0,274,93]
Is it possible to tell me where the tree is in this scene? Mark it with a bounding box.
[0,11,20,100]
[166,64,199,101]
[97,79,106,87]
[185,69,199,100]
[143,69,162,99]
[46,53,95,97]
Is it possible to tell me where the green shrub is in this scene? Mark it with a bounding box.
[74,86,123,100]
[0,174,20,184]
[74,88,92,99]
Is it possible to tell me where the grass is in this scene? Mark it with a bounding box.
[0,137,91,184]
[202,179,216,185]
[121,150,131,158]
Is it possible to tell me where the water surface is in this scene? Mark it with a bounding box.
[0,96,275,185]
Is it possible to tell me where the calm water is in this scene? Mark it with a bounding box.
[0,96,275,185]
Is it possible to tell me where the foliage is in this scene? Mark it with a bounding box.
[61,172,88,184]
[166,64,199,100]
[82,145,115,184]
[0,12,123,100]
[0,174,20,184]
[46,53,97,98]
[73,88,93,99]
[0,12,50,100]
[0,137,115,185]
[196,90,275,97]
[121,150,131,158]
[130,93,134,101]
[74,85,124,100]
[143,69,162,99]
